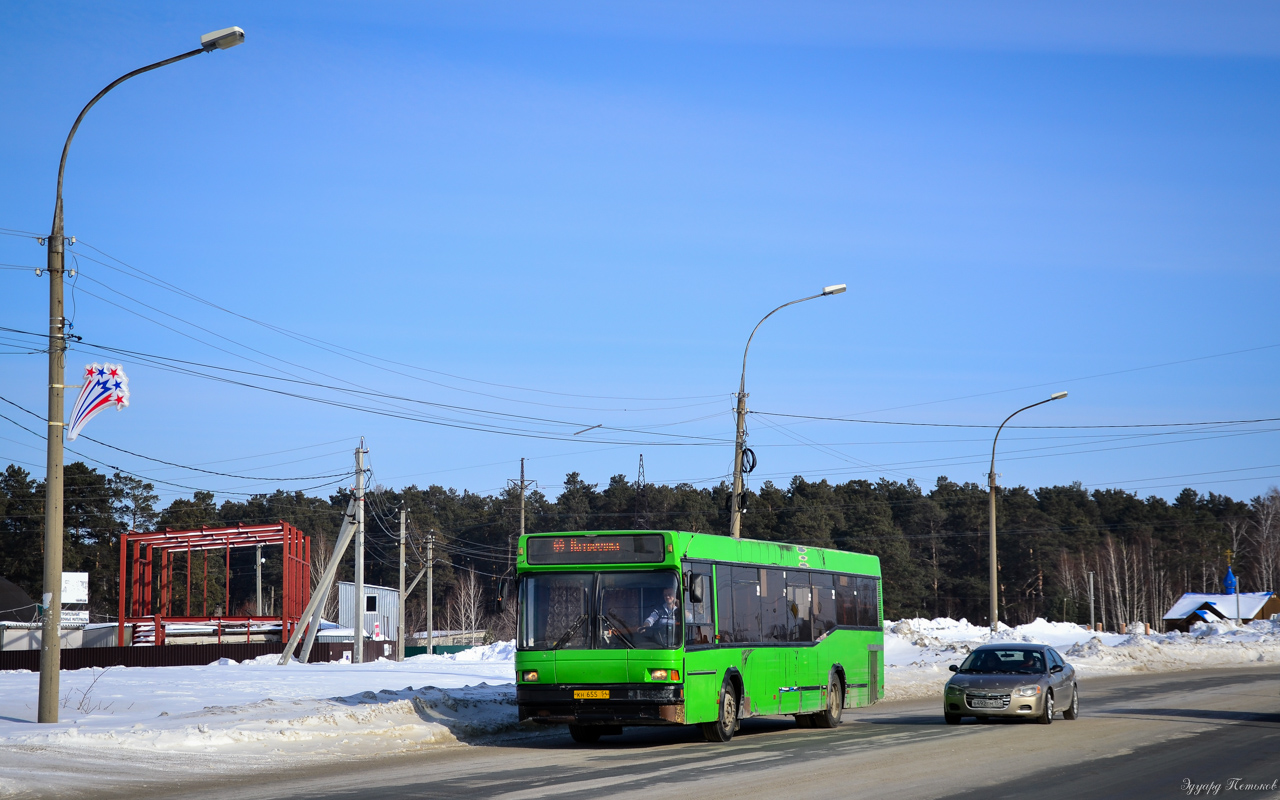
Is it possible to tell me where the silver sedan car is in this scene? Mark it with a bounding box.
[943,643,1078,724]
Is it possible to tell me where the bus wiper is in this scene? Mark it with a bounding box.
[551,613,588,650]
[603,612,635,649]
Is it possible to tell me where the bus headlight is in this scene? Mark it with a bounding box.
[1015,685,1041,697]
[521,670,539,682]
[648,668,678,681]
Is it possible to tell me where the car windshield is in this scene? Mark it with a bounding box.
[958,648,1046,674]
[518,571,681,651]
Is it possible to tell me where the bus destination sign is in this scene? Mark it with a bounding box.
[526,534,666,565]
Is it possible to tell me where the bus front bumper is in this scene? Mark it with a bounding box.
[517,683,685,726]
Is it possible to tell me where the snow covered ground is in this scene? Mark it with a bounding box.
[2,620,1279,796]
[883,617,1280,701]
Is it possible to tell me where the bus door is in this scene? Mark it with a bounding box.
[683,567,719,724]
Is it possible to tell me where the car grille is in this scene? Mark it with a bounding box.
[965,692,1011,710]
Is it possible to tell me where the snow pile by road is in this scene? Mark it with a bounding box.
[0,644,518,797]
[883,617,1280,701]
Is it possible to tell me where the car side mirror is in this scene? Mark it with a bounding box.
[1050,664,1063,674]
[949,664,959,673]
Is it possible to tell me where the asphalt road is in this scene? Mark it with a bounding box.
[163,667,1280,800]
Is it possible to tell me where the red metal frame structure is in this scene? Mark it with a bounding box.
[118,523,310,647]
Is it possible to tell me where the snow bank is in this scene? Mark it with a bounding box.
[883,617,1280,702]
[0,642,518,796]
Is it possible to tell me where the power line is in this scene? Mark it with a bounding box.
[0,394,349,482]
[68,240,724,405]
[7,327,730,445]
[0,400,351,497]
[752,410,1280,430]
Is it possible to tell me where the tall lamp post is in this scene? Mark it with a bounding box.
[729,284,846,538]
[39,27,245,724]
[988,391,1067,633]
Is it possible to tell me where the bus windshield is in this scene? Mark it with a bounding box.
[518,571,682,651]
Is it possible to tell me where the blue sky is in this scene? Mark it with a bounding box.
[2,2,1278,507]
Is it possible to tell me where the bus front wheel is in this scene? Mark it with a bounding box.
[702,680,739,743]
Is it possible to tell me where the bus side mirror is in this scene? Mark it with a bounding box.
[689,576,705,604]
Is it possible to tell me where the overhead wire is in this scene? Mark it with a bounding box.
[70,241,724,406]
[752,410,1280,430]
[0,397,353,497]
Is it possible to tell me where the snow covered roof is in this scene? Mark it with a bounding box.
[1164,592,1274,620]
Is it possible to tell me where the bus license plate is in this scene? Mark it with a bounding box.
[574,690,610,700]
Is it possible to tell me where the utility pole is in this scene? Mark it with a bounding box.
[398,506,406,662]
[987,392,1068,633]
[1087,571,1095,631]
[506,459,535,574]
[255,544,263,616]
[353,439,366,663]
[39,206,66,726]
[36,26,246,724]
[426,531,435,655]
[729,285,846,538]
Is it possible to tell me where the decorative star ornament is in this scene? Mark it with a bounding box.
[66,362,130,441]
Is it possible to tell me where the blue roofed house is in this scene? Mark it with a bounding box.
[1162,592,1280,632]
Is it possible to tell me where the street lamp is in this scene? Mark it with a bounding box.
[729,284,846,538]
[39,27,245,724]
[988,391,1067,633]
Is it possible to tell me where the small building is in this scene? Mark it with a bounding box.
[335,581,399,642]
[1162,592,1280,632]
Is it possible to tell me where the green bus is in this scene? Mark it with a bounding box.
[515,530,884,743]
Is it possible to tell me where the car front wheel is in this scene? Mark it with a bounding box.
[944,712,961,725]
[1038,691,1054,725]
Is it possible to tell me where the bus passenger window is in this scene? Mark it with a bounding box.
[732,567,762,643]
[685,573,713,646]
[811,572,836,638]
[836,575,858,627]
[857,577,880,627]
[761,569,786,643]
[716,567,734,643]
[786,573,812,642]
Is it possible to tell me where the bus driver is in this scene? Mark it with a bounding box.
[639,588,690,645]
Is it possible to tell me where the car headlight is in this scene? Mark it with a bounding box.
[1015,685,1041,697]
[946,685,964,695]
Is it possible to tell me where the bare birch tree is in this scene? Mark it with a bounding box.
[1251,488,1280,593]
[443,566,486,644]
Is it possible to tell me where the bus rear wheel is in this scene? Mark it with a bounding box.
[701,680,739,743]
[812,673,844,729]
